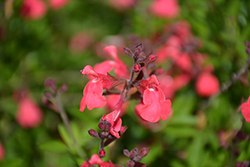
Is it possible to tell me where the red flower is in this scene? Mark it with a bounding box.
[15,92,43,128]
[20,0,47,20]
[102,109,122,138]
[195,72,220,97]
[104,45,130,78]
[0,142,4,162]
[136,75,172,123]
[81,154,114,167]
[49,0,70,10]
[241,97,250,123]
[94,60,116,75]
[80,65,112,111]
[149,0,180,19]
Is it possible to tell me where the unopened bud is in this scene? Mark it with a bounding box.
[88,129,100,138]
[129,148,138,159]
[98,119,111,130]
[98,148,106,158]
[137,148,150,158]
[44,91,54,99]
[101,131,109,138]
[126,160,135,167]
[44,78,55,87]
[123,149,130,157]
[244,41,250,48]
[60,84,68,92]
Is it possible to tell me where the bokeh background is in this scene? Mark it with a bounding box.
[1,0,250,166]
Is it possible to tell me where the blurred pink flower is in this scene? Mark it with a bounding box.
[69,33,93,53]
[109,0,135,10]
[0,142,4,162]
[49,0,70,10]
[149,0,180,19]
[20,0,47,20]
[241,96,250,123]
[15,92,43,128]
[195,72,220,97]
[104,45,130,78]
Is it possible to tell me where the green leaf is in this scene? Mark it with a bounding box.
[58,124,71,147]
[39,140,68,153]
[187,134,204,167]
[172,92,197,115]
[165,126,198,138]
[169,115,198,126]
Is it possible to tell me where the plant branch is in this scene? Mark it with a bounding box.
[55,95,85,159]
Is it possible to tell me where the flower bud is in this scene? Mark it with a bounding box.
[101,131,109,138]
[88,129,100,138]
[123,149,130,157]
[44,78,55,87]
[98,148,106,158]
[137,148,150,158]
[129,148,138,159]
[98,119,111,130]
[126,160,135,167]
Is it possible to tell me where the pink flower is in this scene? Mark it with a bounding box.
[109,0,135,10]
[0,142,4,162]
[49,0,70,10]
[15,92,43,128]
[102,109,122,138]
[94,60,116,75]
[20,0,47,20]
[104,45,130,78]
[81,154,114,167]
[195,72,220,97]
[135,75,172,123]
[80,65,112,111]
[149,0,180,19]
[241,97,250,123]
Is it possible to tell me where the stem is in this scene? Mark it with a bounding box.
[55,95,85,159]
[200,55,250,111]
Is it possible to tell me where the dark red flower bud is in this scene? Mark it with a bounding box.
[44,78,55,87]
[126,160,135,167]
[129,148,138,159]
[98,119,112,130]
[123,149,130,157]
[124,47,134,58]
[60,84,68,92]
[133,155,142,162]
[246,48,250,55]
[244,41,250,48]
[88,129,100,138]
[98,148,106,158]
[137,148,150,158]
[101,131,109,138]
[44,91,54,99]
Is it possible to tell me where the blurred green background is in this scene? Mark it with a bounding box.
[1,0,250,166]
